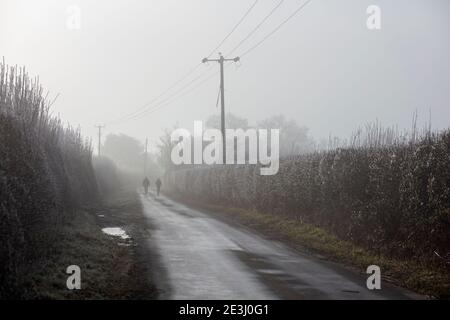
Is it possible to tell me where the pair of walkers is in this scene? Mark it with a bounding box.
[142,177,162,196]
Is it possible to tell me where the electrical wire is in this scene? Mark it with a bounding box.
[125,70,220,122]
[226,0,285,56]
[106,0,259,125]
[240,0,313,58]
[206,0,259,58]
[105,0,314,125]
[118,67,216,123]
[105,63,203,125]
[125,62,235,122]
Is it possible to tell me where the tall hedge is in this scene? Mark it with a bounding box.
[165,132,450,263]
[0,62,99,298]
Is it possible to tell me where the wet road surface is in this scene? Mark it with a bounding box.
[141,193,417,300]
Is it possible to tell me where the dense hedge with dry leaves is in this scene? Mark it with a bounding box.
[0,62,99,298]
[165,131,450,264]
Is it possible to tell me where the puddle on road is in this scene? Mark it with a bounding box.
[118,242,132,247]
[257,269,285,275]
[102,227,130,239]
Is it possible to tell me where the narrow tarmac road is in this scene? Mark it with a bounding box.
[141,192,416,300]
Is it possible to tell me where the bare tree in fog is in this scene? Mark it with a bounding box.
[206,113,250,130]
[102,134,143,170]
[257,115,314,157]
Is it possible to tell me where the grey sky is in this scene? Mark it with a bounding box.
[1,0,449,151]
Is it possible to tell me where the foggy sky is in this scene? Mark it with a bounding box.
[1,0,449,152]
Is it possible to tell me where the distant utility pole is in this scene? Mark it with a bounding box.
[95,125,105,156]
[202,53,240,164]
[144,138,148,176]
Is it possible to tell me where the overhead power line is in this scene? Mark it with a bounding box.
[117,67,216,123]
[106,0,314,126]
[146,0,314,120]
[125,62,236,123]
[105,63,203,125]
[106,0,259,126]
[206,0,259,58]
[126,70,220,122]
[226,0,285,56]
[128,62,238,123]
[240,0,313,58]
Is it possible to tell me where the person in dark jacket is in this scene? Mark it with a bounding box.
[155,178,162,196]
[142,177,150,195]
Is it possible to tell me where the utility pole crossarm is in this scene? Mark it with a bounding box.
[201,53,240,164]
[202,57,240,63]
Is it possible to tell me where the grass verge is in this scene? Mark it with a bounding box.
[27,190,158,299]
[166,193,449,299]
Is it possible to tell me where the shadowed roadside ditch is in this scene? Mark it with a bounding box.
[30,190,165,299]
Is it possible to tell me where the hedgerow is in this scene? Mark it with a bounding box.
[165,127,450,267]
[0,61,99,298]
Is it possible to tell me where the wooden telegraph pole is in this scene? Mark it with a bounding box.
[202,53,240,164]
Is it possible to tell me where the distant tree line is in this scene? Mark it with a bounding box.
[157,113,315,173]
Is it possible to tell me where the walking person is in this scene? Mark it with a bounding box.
[142,177,150,195]
[155,178,162,196]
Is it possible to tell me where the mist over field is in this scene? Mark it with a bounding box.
[0,0,449,304]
